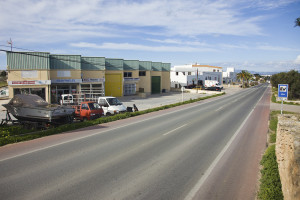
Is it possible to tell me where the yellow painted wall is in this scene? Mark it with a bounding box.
[105,72,123,97]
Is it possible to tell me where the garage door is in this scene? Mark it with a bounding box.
[105,74,122,97]
[151,76,161,94]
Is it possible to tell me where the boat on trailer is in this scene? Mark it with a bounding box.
[2,94,75,126]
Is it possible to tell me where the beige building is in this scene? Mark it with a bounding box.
[6,52,171,103]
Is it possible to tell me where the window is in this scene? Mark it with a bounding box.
[188,72,191,75]
[139,71,146,76]
[176,72,179,76]
[124,72,132,77]
[182,72,185,75]
[14,88,46,100]
[213,69,216,72]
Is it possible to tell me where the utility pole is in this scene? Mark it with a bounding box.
[7,38,12,51]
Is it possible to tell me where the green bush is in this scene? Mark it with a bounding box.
[269,133,276,143]
[258,145,283,200]
[271,70,300,100]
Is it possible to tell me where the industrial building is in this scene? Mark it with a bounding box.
[170,64,223,88]
[6,52,171,103]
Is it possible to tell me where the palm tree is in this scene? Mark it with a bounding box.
[237,70,252,88]
[295,17,300,27]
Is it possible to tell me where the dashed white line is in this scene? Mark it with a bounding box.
[163,124,187,136]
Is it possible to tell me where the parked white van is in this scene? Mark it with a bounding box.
[98,96,127,116]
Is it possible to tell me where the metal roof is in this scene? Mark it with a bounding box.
[124,60,139,70]
[81,57,105,70]
[50,55,81,70]
[151,62,162,71]
[105,58,124,71]
[7,52,50,70]
[162,63,171,71]
[139,61,152,71]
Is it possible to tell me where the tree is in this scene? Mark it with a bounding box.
[295,17,300,27]
[237,70,252,88]
[271,70,300,100]
[0,70,6,77]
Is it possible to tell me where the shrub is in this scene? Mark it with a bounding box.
[258,145,283,200]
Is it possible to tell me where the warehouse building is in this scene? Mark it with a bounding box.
[6,52,171,103]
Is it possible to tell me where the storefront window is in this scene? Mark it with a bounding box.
[13,88,46,100]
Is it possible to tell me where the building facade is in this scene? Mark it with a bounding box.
[170,64,223,88]
[6,52,171,103]
[222,67,238,84]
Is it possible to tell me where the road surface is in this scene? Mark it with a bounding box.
[0,84,269,200]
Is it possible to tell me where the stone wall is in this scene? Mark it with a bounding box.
[276,114,300,200]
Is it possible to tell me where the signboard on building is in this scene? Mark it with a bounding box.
[51,79,82,83]
[8,80,51,85]
[278,84,288,100]
[82,78,105,83]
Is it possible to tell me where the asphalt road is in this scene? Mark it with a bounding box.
[0,84,269,200]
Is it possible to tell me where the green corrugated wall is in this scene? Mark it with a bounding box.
[162,63,171,71]
[81,57,105,70]
[105,58,124,71]
[124,60,139,70]
[7,52,50,70]
[151,62,162,71]
[139,61,152,71]
[50,55,81,70]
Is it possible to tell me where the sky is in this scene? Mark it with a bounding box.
[0,0,300,73]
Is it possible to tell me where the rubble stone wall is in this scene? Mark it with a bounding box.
[276,114,300,200]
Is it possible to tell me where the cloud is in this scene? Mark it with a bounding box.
[295,55,300,64]
[214,60,300,73]
[257,45,299,51]
[70,42,216,52]
[0,0,267,44]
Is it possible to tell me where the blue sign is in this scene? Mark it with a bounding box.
[278,84,288,100]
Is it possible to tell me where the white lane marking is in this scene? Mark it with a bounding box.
[215,106,224,112]
[184,85,269,200]
[163,124,187,136]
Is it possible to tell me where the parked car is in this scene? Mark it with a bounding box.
[73,101,103,121]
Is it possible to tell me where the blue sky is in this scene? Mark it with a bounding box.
[0,0,300,73]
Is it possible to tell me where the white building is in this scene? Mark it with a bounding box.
[222,67,238,84]
[170,64,223,88]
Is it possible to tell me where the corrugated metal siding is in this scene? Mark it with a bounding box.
[139,61,151,71]
[50,55,81,70]
[124,60,139,70]
[162,63,171,71]
[105,58,124,71]
[81,57,105,70]
[7,52,50,70]
[152,62,162,71]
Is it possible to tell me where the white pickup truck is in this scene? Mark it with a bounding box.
[98,96,127,116]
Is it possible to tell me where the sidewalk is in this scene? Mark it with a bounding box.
[270,102,300,113]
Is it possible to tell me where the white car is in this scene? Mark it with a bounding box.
[98,96,127,116]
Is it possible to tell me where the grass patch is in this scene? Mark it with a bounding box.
[271,87,300,105]
[0,93,225,146]
[258,145,283,200]
[269,133,276,143]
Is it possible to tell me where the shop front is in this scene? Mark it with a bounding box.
[50,79,82,104]
[8,80,51,101]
